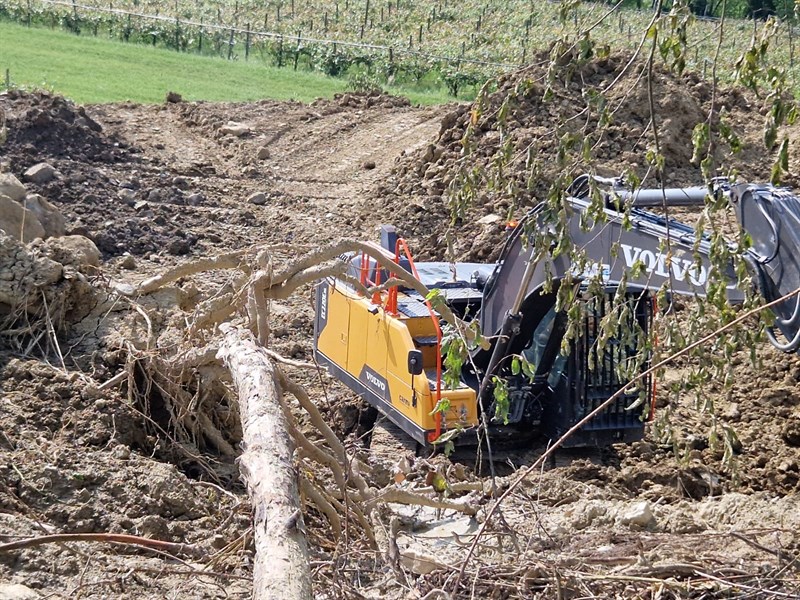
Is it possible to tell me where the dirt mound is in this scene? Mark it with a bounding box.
[327,91,412,110]
[1,92,228,258]
[377,53,788,262]
[1,90,115,169]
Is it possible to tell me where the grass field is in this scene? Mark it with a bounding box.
[0,20,454,105]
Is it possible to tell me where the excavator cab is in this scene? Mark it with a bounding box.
[477,289,653,447]
[542,292,653,446]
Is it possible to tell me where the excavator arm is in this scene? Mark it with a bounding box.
[481,178,800,355]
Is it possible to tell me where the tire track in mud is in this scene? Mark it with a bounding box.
[269,108,444,204]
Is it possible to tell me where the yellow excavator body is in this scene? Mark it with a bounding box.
[315,279,478,445]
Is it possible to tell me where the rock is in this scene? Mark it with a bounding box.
[117,188,137,206]
[569,501,606,530]
[167,239,191,255]
[477,213,502,225]
[42,235,101,268]
[0,172,27,201]
[119,254,137,270]
[723,402,741,420]
[165,90,183,103]
[362,160,377,170]
[76,106,103,132]
[400,546,448,575]
[186,192,204,206]
[134,201,150,211]
[0,193,45,242]
[220,121,251,137]
[256,146,270,160]
[0,583,39,600]
[148,189,164,202]
[619,501,656,528]
[782,420,800,447]
[24,162,57,184]
[24,194,65,238]
[247,192,267,205]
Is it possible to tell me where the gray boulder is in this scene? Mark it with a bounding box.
[0,173,27,201]
[24,194,65,238]
[24,162,58,185]
[41,235,101,268]
[0,193,45,242]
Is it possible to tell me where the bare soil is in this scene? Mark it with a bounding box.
[2,54,800,598]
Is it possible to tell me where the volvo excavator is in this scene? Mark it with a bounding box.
[313,177,800,449]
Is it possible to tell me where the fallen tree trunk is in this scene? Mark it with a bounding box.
[218,324,311,600]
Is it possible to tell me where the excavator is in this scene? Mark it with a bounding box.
[313,176,800,449]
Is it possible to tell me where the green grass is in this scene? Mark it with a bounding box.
[0,20,452,105]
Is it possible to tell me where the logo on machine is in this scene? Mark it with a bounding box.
[359,365,388,400]
[316,283,328,335]
[620,244,708,286]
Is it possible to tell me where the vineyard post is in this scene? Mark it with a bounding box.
[277,3,281,22]
[263,10,268,28]
[618,11,623,33]
[227,28,234,60]
[291,0,295,18]
[476,13,481,32]
[199,17,203,51]
[324,11,328,32]
[293,30,301,70]
[363,0,370,29]
[26,0,31,27]
[72,0,77,20]
[174,16,180,51]
[389,0,392,17]
[152,10,157,46]
[408,33,412,48]
[380,6,383,22]
[335,1,339,21]
[278,37,284,67]
[360,25,364,38]
[245,23,251,61]
[418,23,422,43]
[790,24,795,70]
[427,15,430,31]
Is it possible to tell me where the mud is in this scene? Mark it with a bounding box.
[2,52,800,597]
